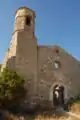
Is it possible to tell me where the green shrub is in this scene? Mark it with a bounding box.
[0,68,26,109]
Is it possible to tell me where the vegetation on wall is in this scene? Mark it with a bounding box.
[64,96,80,111]
[0,68,26,110]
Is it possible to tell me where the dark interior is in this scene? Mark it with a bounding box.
[53,85,64,107]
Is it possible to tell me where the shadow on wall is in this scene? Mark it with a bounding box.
[0,64,1,70]
[6,56,16,70]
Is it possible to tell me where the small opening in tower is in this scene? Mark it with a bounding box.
[26,16,31,26]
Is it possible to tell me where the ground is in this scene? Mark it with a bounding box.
[70,103,80,115]
[2,105,80,120]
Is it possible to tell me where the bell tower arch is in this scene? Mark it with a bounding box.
[14,7,35,34]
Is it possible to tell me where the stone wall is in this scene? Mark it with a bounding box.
[15,30,37,104]
[37,45,80,106]
[1,32,18,71]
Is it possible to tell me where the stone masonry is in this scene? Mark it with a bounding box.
[1,6,80,108]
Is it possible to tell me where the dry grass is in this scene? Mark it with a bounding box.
[2,103,80,120]
[4,114,77,120]
[3,110,77,120]
[70,103,80,116]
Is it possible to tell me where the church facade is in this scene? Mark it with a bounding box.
[1,7,80,108]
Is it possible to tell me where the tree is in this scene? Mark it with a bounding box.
[0,68,26,109]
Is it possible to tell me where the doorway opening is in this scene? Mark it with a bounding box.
[53,85,64,107]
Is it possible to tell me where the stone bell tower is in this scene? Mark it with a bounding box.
[1,7,37,104]
[1,6,38,105]
[14,7,35,34]
[14,7,38,103]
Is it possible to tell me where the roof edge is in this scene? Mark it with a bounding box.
[15,6,36,17]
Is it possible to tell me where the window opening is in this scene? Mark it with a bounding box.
[54,61,60,72]
[26,16,31,26]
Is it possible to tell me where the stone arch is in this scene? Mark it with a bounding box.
[49,82,68,106]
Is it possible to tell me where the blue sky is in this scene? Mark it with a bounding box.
[0,0,80,63]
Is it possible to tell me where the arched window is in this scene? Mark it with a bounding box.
[26,16,31,26]
[54,61,60,72]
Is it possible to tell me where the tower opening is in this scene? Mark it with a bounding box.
[26,16,31,26]
[53,85,64,107]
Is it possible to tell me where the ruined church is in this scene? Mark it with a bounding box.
[1,6,80,108]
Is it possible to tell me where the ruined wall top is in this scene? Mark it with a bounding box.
[15,6,35,19]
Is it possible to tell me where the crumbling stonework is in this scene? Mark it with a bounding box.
[37,46,80,107]
[1,6,80,108]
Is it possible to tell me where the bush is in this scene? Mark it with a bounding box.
[0,68,26,109]
[64,96,80,111]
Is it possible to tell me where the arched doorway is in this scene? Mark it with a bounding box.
[53,85,64,107]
